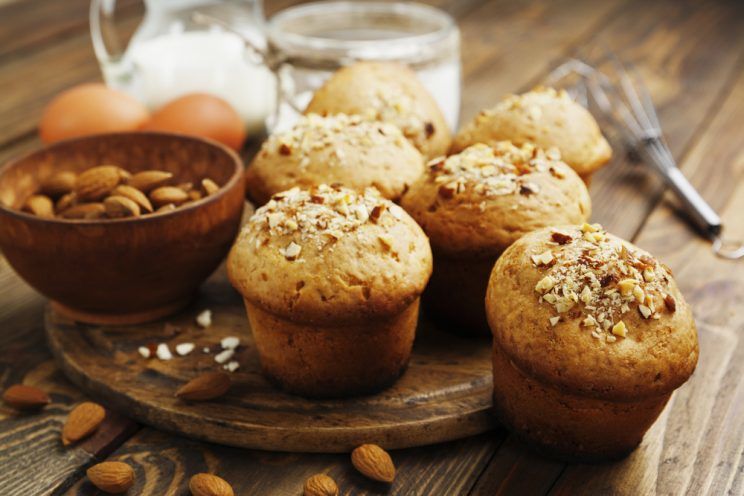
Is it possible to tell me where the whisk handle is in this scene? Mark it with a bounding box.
[665,167,722,238]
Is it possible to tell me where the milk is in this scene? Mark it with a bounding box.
[124,30,276,134]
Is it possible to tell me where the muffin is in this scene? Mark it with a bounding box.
[486,224,698,460]
[452,87,612,181]
[227,184,433,397]
[245,113,424,205]
[305,61,451,159]
[401,142,590,334]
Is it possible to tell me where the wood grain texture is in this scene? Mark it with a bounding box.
[46,268,496,453]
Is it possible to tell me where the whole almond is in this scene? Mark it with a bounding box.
[104,195,141,218]
[150,186,189,207]
[351,444,396,483]
[62,401,105,446]
[176,371,231,401]
[304,474,339,496]
[128,170,173,193]
[189,473,234,496]
[201,178,219,195]
[41,171,77,197]
[60,203,106,220]
[87,461,134,494]
[177,182,194,193]
[112,185,153,212]
[188,190,203,202]
[55,192,77,213]
[75,165,123,201]
[156,203,177,213]
[23,195,54,218]
[2,384,51,410]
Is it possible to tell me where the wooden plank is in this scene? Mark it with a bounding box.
[63,429,505,495]
[549,55,744,496]
[0,261,140,496]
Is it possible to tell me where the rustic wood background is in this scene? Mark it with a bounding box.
[1,0,743,494]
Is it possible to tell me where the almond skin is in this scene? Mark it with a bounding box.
[304,474,339,496]
[87,461,134,494]
[189,473,234,496]
[75,165,123,201]
[62,401,106,446]
[59,202,106,220]
[128,170,173,193]
[23,194,55,218]
[112,185,153,212]
[41,171,77,198]
[351,444,396,483]
[150,186,189,207]
[104,195,141,218]
[201,178,219,195]
[176,372,231,401]
[2,384,51,410]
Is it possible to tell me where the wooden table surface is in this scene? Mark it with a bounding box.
[1,0,743,494]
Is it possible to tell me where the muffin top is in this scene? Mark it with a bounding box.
[228,184,433,325]
[305,62,451,159]
[453,87,612,177]
[245,113,424,205]
[486,224,698,401]
[401,142,591,257]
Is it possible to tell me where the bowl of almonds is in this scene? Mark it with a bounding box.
[0,132,245,324]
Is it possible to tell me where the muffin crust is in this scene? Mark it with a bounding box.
[246,113,424,205]
[453,87,612,178]
[306,62,451,159]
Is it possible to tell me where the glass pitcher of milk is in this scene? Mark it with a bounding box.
[90,0,275,134]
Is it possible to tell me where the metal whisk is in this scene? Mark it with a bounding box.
[546,56,744,260]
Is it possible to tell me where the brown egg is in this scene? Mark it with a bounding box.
[142,93,246,150]
[39,83,150,143]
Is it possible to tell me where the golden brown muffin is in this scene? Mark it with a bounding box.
[401,142,590,334]
[245,113,424,205]
[227,184,432,397]
[452,87,612,181]
[305,62,451,159]
[486,224,698,460]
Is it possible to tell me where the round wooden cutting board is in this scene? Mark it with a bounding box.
[45,270,496,453]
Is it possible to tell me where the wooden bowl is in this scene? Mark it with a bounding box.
[0,132,246,325]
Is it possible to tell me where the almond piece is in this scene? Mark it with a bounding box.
[304,474,339,496]
[176,371,231,401]
[156,203,177,213]
[55,192,77,213]
[112,185,153,212]
[60,203,106,220]
[104,195,141,218]
[75,165,123,201]
[351,444,395,483]
[188,190,203,202]
[2,384,50,410]
[127,170,173,193]
[87,461,134,494]
[23,194,55,218]
[189,473,234,496]
[41,171,77,198]
[201,178,219,195]
[150,186,189,207]
[62,401,105,446]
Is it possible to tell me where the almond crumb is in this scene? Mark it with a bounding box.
[196,309,212,328]
[611,321,628,338]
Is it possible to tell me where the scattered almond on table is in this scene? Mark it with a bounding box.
[2,384,51,410]
[189,473,235,496]
[62,401,106,446]
[304,473,339,496]
[21,166,221,219]
[351,444,396,483]
[86,461,134,494]
[176,371,232,401]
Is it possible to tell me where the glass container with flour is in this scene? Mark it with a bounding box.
[90,0,275,134]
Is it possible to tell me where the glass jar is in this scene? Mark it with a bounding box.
[90,0,274,134]
[265,1,461,133]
